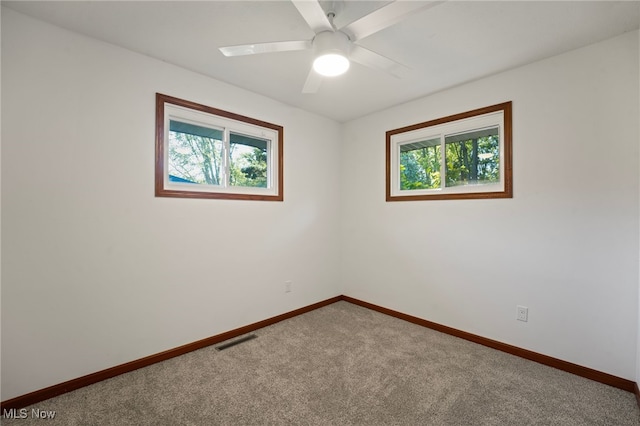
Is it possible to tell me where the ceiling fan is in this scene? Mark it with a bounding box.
[218,0,441,93]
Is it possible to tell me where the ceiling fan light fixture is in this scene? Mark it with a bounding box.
[313,53,350,76]
[312,31,351,77]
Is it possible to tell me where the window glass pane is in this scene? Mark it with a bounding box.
[399,137,441,190]
[444,127,499,187]
[229,133,269,188]
[168,120,223,185]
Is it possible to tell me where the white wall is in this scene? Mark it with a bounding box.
[1,8,342,400]
[637,28,640,390]
[341,30,640,380]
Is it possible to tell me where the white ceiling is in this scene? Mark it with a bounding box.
[4,0,639,122]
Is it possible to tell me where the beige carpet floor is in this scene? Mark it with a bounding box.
[3,301,639,425]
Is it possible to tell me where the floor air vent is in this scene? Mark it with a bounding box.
[215,334,257,351]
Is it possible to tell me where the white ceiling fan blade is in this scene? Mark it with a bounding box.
[219,40,311,57]
[341,1,443,42]
[291,0,334,34]
[302,67,323,93]
[350,45,409,79]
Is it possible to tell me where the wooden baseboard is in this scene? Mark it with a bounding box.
[3,294,637,412]
[342,296,636,393]
[0,296,342,412]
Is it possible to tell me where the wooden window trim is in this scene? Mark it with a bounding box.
[386,101,512,201]
[155,93,284,201]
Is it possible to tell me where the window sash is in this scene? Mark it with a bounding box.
[386,102,512,201]
[156,93,283,201]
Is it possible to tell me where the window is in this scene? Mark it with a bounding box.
[155,93,283,201]
[386,102,512,201]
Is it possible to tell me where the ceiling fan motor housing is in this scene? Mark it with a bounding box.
[313,31,351,57]
[312,31,351,76]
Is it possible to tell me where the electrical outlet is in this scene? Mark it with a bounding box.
[516,305,528,322]
[285,281,292,293]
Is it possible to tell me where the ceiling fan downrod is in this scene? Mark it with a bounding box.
[327,11,337,31]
